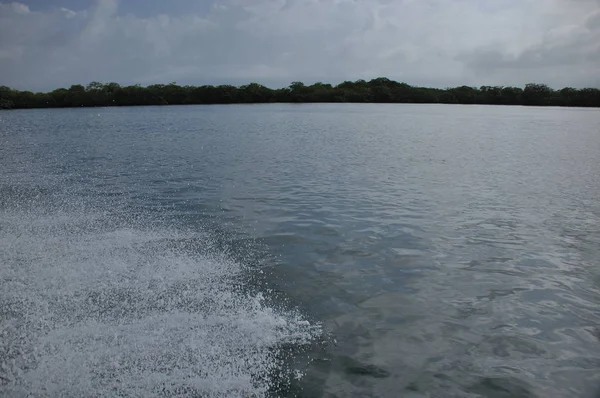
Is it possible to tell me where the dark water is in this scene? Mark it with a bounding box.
[1,104,600,397]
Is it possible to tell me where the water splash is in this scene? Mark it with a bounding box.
[0,206,320,397]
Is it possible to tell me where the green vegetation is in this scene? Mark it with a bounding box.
[1,79,599,109]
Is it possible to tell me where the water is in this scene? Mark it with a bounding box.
[1,104,600,397]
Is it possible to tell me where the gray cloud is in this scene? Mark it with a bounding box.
[0,0,599,91]
[463,6,600,88]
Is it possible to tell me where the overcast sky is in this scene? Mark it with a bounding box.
[1,0,599,91]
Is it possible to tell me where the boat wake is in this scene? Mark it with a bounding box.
[0,204,320,397]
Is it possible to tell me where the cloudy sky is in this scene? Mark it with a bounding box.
[1,0,599,91]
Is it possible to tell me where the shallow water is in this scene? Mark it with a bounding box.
[1,104,600,397]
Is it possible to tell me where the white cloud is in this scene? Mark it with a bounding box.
[10,2,29,14]
[61,8,77,19]
[0,0,599,91]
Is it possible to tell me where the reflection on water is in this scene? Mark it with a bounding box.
[1,104,600,397]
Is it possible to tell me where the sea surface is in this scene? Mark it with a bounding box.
[1,103,600,397]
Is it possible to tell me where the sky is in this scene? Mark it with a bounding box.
[1,0,599,91]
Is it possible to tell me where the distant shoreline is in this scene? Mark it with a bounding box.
[1,78,599,109]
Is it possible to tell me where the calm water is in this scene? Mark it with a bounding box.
[1,104,600,397]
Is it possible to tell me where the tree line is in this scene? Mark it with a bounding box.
[1,78,599,109]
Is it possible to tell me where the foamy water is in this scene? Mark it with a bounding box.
[0,204,321,397]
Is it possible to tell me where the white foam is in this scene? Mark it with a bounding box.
[0,208,320,397]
